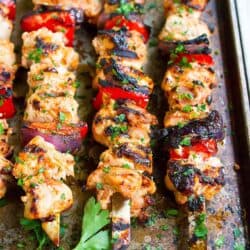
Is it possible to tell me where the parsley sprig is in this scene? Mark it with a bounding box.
[73,197,111,250]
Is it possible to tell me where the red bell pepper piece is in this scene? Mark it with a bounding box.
[169,139,218,160]
[0,87,15,119]
[104,15,149,43]
[175,53,214,66]
[93,87,149,110]
[0,0,16,20]
[21,10,76,47]
[80,122,88,139]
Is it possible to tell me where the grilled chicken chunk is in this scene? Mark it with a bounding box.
[93,99,158,147]
[28,63,76,94]
[163,108,208,128]
[0,13,13,40]
[13,136,74,245]
[165,156,224,206]
[22,28,79,70]
[99,143,153,174]
[0,155,13,199]
[24,86,79,124]
[0,40,15,67]
[87,164,156,217]
[159,3,209,42]
[93,28,146,69]
[0,64,16,87]
[0,119,12,157]
[93,57,154,95]
[32,0,102,19]
[162,61,216,110]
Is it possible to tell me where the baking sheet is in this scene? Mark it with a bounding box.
[0,0,249,249]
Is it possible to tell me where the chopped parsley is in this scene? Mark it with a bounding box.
[96,183,103,190]
[160,225,169,231]
[122,163,131,169]
[109,125,128,140]
[103,166,111,173]
[182,105,192,112]
[28,48,43,63]
[0,123,4,135]
[179,57,192,68]
[178,92,193,100]
[164,209,179,217]
[215,235,225,248]
[194,213,208,239]
[59,112,66,123]
[180,137,191,146]
[116,113,126,123]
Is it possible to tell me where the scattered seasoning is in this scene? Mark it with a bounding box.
[146,2,157,10]
[178,92,193,100]
[60,193,66,200]
[116,1,135,16]
[182,105,192,113]
[197,104,207,112]
[215,235,225,248]
[233,228,241,238]
[110,125,128,140]
[164,209,179,217]
[194,213,208,239]
[180,137,191,146]
[149,38,158,47]
[103,166,111,173]
[179,57,192,68]
[28,48,43,63]
[96,183,103,190]
[146,212,158,226]
[59,112,66,123]
[73,81,81,88]
[173,226,180,236]
[17,178,24,187]
[233,243,244,250]
[0,123,4,135]
[122,163,131,169]
[116,113,126,123]
[0,198,8,208]
[160,225,169,231]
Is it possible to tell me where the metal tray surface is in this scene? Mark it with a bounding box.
[0,0,249,249]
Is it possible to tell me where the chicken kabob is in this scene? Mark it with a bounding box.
[86,1,158,249]
[11,1,93,246]
[0,0,17,200]
[157,0,225,248]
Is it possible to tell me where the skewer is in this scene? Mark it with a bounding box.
[0,0,16,199]
[158,0,225,248]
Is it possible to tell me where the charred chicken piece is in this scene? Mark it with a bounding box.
[159,1,210,54]
[24,86,79,124]
[0,119,12,157]
[12,136,74,245]
[0,40,15,67]
[32,0,102,20]
[165,156,224,208]
[93,57,154,96]
[99,142,153,174]
[161,110,224,149]
[161,61,216,110]
[93,28,146,69]
[28,63,76,92]
[22,28,79,70]
[86,164,156,217]
[93,99,158,147]
[0,155,13,199]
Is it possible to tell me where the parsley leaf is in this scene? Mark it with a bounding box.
[73,197,111,250]
[194,213,208,239]
[28,48,43,63]
[0,123,4,135]
[20,218,50,250]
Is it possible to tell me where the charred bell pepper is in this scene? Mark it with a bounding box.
[93,87,149,110]
[21,10,76,46]
[104,15,149,43]
[0,87,15,119]
[169,139,218,160]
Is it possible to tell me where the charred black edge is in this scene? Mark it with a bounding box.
[21,6,83,25]
[183,0,209,11]
[98,58,149,95]
[152,110,225,148]
[159,34,211,55]
[98,29,139,59]
[23,143,46,154]
[112,222,130,231]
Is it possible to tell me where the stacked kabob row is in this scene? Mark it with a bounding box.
[85,1,159,249]
[11,0,104,246]
[0,0,16,199]
[158,0,225,248]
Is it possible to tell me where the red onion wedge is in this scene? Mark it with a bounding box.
[21,122,88,153]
